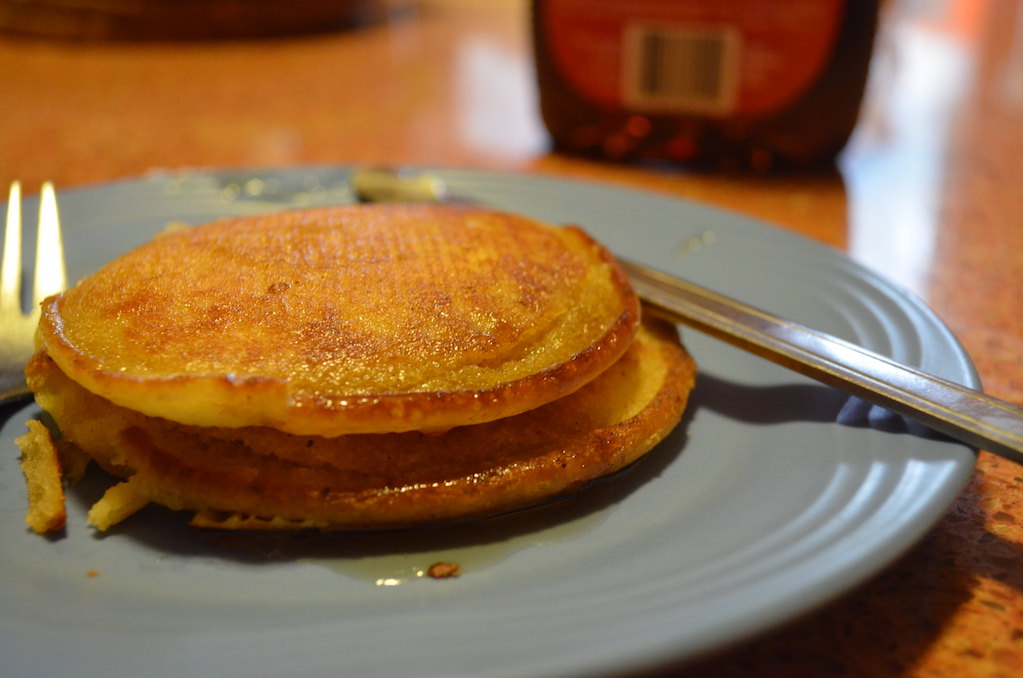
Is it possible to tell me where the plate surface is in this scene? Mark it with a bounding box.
[0,168,977,678]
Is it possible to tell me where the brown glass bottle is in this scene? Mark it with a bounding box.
[531,0,879,170]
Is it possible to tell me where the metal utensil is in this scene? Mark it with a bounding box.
[350,167,1023,465]
[1,182,67,403]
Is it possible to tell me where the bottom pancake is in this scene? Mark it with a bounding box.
[26,317,696,531]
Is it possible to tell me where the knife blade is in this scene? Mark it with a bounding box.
[350,167,1023,465]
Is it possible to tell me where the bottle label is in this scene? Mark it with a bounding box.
[540,0,846,118]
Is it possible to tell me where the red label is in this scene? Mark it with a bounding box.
[541,0,846,118]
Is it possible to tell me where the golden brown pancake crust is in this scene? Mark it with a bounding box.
[36,204,639,435]
[27,318,696,530]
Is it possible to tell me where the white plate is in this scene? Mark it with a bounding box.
[0,168,977,678]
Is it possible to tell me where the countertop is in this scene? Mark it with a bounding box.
[1,0,1020,676]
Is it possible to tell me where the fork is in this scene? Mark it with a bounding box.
[1,181,67,403]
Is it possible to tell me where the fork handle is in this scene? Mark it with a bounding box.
[621,258,1023,466]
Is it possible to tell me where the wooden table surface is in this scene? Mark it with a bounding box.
[1,1,1020,676]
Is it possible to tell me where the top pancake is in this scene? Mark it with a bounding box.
[36,203,639,435]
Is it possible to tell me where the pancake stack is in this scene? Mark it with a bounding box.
[22,203,696,532]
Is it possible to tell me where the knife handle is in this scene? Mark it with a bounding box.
[621,258,1023,465]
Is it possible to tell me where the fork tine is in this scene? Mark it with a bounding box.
[32,181,67,308]
[1,181,22,312]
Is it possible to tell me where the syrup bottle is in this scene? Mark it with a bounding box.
[531,0,879,171]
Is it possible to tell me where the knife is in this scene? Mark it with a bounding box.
[350,168,1023,465]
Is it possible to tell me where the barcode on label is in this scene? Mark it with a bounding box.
[624,24,740,115]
